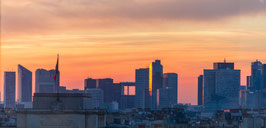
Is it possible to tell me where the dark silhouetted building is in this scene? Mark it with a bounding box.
[18,65,33,105]
[149,60,163,109]
[84,78,97,89]
[135,68,150,108]
[4,72,16,109]
[198,75,203,106]
[251,60,262,91]
[163,73,178,106]
[213,61,234,70]
[35,69,59,93]
[204,61,240,111]
[246,76,251,89]
[261,64,266,107]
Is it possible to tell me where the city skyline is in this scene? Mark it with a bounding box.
[2,0,266,105]
[0,59,264,105]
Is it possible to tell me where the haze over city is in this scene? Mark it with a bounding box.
[2,0,266,105]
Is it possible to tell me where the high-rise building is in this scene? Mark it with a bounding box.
[149,60,163,109]
[35,69,59,93]
[18,65,33,103]
[203,61,240,111]
[251,60,262,91]
[198,75,203,106]
[85,88,104,108]
[163,73,178,106]
[135,68,150,108]
[4,72,16,109]
[246,76,251,89]
[261,64,266,107]
[84,78,97,90]
[120,82,135,96]
[97,78,119,103]
[157,87,172,109]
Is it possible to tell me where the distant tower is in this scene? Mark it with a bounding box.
[35,69,59,93]
[149,60,163,109]
[198,75,203,106]
[4,72,16,109]
[163,73,178,106]
[18,65,32,103]
[204,61,240,110]
[135,68,150,108]
[85,88,104,108]
[84,78,97,90]
[251,60,262,91]
[261,64,266,107]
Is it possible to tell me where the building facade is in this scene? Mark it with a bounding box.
[85,88,104,108]
[4,72,16,109]
[35,69,59,93]
[163,73,178,106]
[204,61,240,111]
[198,75,203,106]
[84,78,97,90]
[18,65,33,103]
[135,68,150,108]
[149,60,163,109]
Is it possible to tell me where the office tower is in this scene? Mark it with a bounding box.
[97,78,113,103]
[149,60,163,109]
[18,65,33,103]
[213,61,234,70]
[261,64,266,107]
[198,75,203,106]
[97,78,119,103]
[121,82,135,96]
[240,86,247,108]
[84,78,97,90]
[246,76,251,89]
[135,68,150,108]
[157,87,172,109]
[163,73,178,106]
[135,68,149,108]
[4,72,16,109]
[119,83,135,110]
[203,61,240,111]
[35,69,59,93]
[85,88,104,108]
[112,83,122,103]
[251,60,262,91]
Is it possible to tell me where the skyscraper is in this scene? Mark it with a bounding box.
[18,65,32,103]
[35,69,59,93]
[4,72,16,109]
[246,76,251,89]
[97,78,118,103]
[84,78,97,90]
[198,75,203,106]
[157,87,172,109]
[135,68,150,108]
[163,73,178,106]
[251,60,262,91]
[203,61,240,111]
[261,64,266,107]
[149,60,163,109]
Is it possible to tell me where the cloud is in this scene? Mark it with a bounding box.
[1,0,266,35]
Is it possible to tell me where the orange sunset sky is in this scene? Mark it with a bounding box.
[1,0,266,104]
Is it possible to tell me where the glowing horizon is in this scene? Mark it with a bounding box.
[1,0,266,105]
